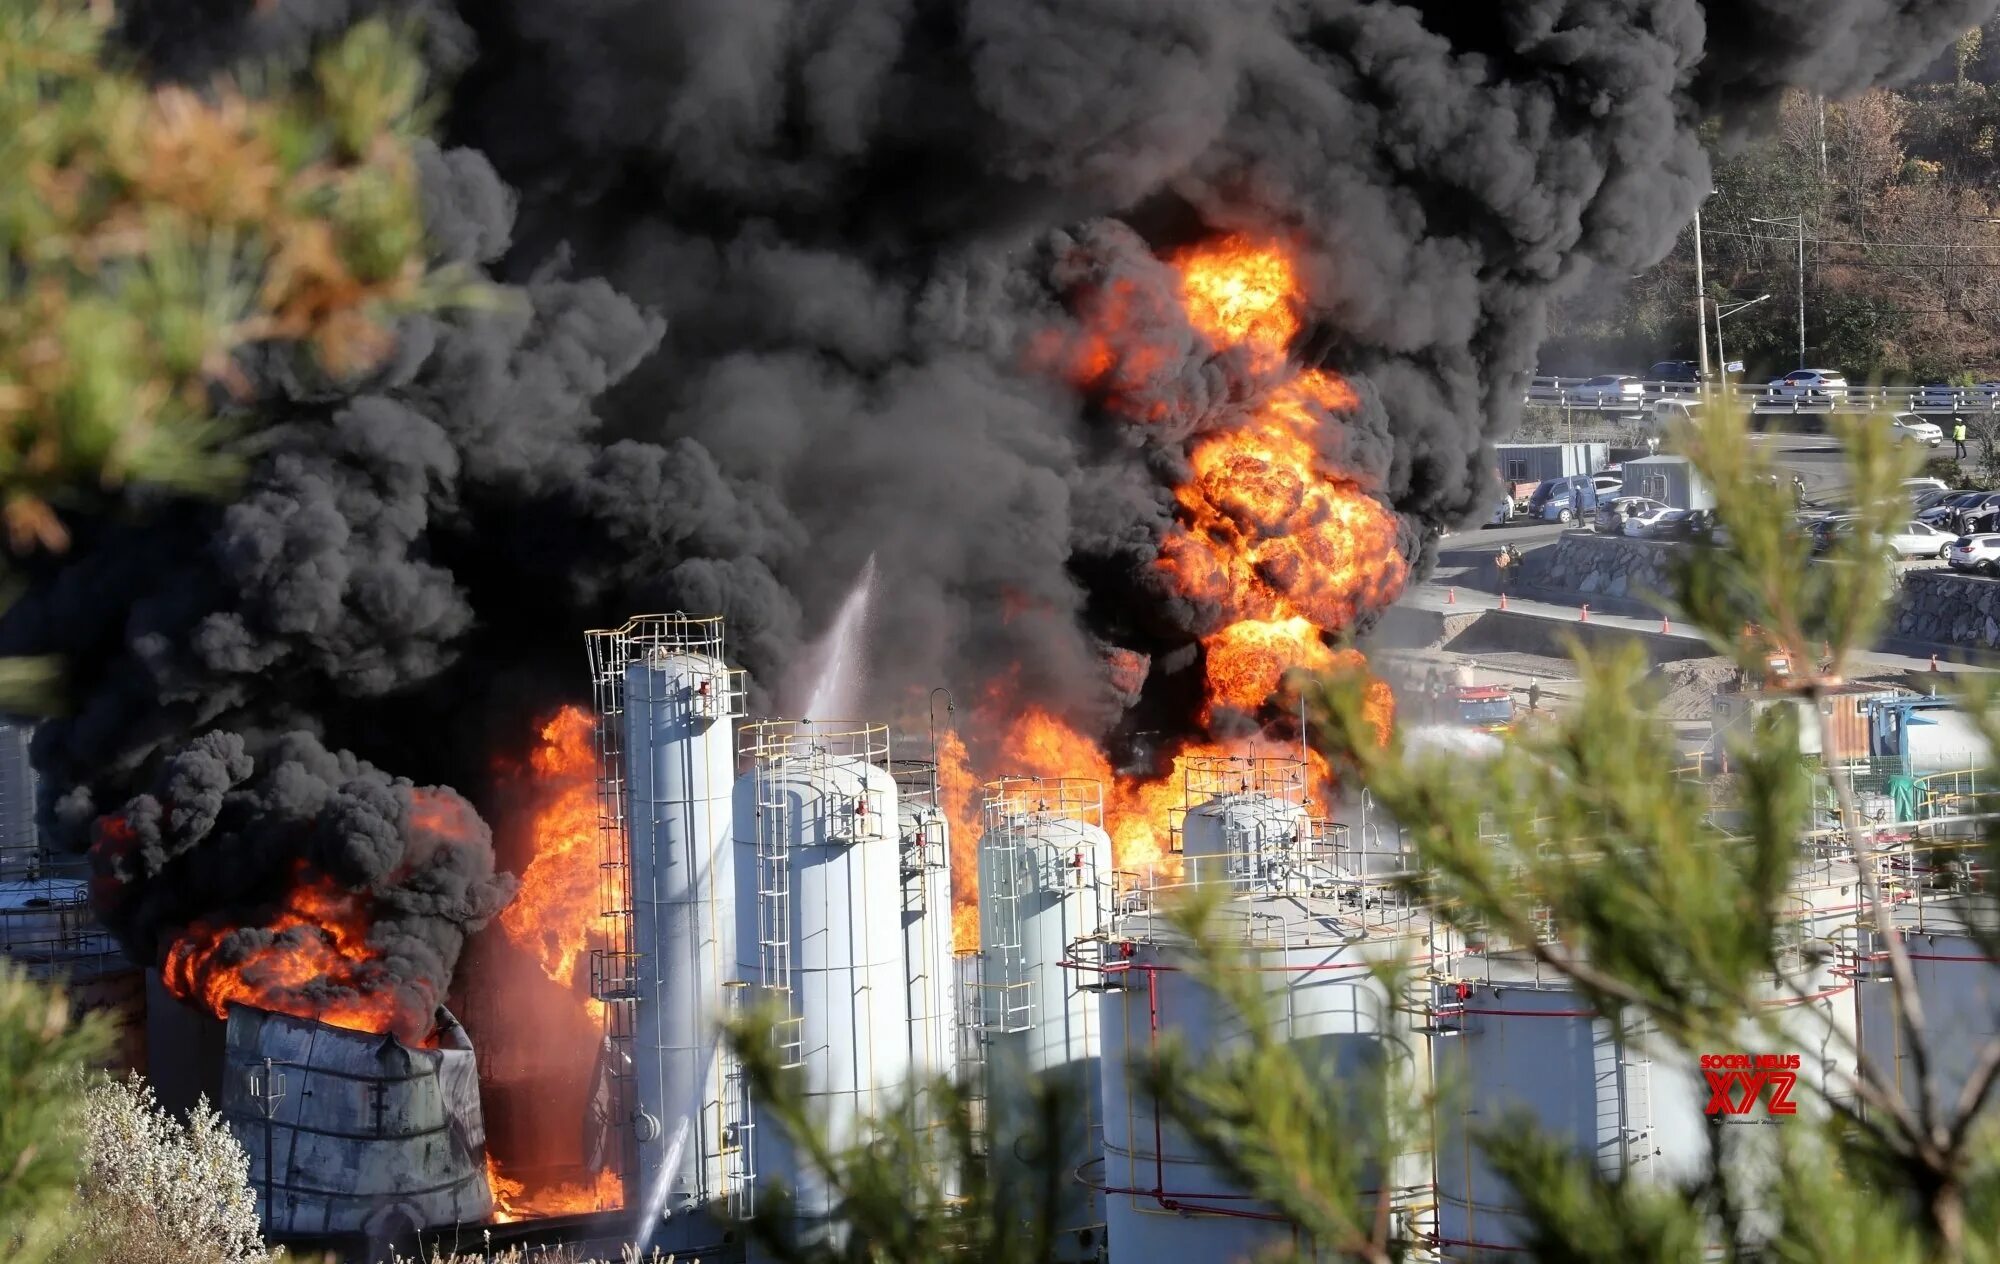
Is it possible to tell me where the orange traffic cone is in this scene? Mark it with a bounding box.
[1447,587,1456,605]
[1661,616,1672,634]
[1579,604,1590,623]
[1931,654,1940,672]
[1498,592,1508,611]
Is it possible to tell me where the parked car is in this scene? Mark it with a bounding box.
[1946,534,2000,575]
[1487,496,1513,526]
[1918,491,2000,528]
[1904,477,1952,497]
[1623,504,1689,538]
[1591,471,1626,497]
[1887,519,1955,558]
[1766,369,1850,401]
[1812,516,1946,558]
[1888,413,1944,447]
[1568,374,1647,409]
[1594,495,1661,535]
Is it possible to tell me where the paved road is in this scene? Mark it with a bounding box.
[1396,584,1992,677]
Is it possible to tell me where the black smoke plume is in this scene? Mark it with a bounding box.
[11,0,1994,1000]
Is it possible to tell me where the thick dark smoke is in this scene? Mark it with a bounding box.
[12,0,1993,991]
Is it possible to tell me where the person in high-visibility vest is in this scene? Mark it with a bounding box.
[1955,419,1969,459]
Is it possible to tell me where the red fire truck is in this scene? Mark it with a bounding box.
[1452,683,1516,732]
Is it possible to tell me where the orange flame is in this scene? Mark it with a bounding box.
[160,857,427,1043]
[941,235,1404,943]
[486,1155,621,1222]
[498,705,605,1022]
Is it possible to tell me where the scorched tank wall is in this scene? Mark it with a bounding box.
[220,1005,492,1241]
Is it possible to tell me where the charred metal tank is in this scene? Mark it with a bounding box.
[219,1004,493,1240]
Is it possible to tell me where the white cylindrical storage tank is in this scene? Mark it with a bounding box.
[892,762,956,1133]
[1097,896,1433,1264]
[735,722,910,1228]
[1432,962,1708,1260]
[624,634,746,1222]
[1857,902,2000,1118]
[978,777,1112,1262]
[1180,793,1307,891]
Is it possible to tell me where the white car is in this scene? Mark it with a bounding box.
[1904,477,1951,496]
[1767,369,1850,401]
[1650,398,1702,427]
[1888,413,1944,447]
[1889,519,1954,558]
[1623,504,1689,538]
[1568,375,1646,409]
[1817,517,1955,559]
[1946,534,2000,575]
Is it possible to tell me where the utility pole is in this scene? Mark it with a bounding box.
[1715,294,1773,400]
[1817,96,1829,183]
[1753,215,1807,368]
[1693,207,1710,383]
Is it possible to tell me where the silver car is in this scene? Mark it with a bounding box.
[1568,374,1646,409]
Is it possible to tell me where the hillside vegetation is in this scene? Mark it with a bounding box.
[1547,24,2000,383]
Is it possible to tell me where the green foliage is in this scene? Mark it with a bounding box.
[0,0,477,715]
[0,962,112,1264]
[728,1003,1066,1263]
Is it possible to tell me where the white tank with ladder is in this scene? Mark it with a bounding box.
[976,776,1113,1262]
[586,613,753,1228]
[733,721,909,1231]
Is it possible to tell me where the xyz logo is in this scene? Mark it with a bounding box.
[1700,1053,1800,1116]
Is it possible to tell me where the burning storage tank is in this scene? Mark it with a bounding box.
[976,776,1112,1261]
[892,760,955,1131]
[584,614,752,1228]
[1093,778,1436,1264]
[220,1004,492,1241]
[734,721,910,1229]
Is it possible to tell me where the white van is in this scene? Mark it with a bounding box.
[1651,398,1702,427]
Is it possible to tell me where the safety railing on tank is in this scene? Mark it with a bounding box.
[891,760,948,917]
[1107,850,1425,941]
[1165,754,1313,858]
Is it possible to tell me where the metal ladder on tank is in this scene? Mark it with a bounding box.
[979,814,1036,1035]
[756,759,805,1069]
[718,980,757,1218]
[1601,1019,1653,1179]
